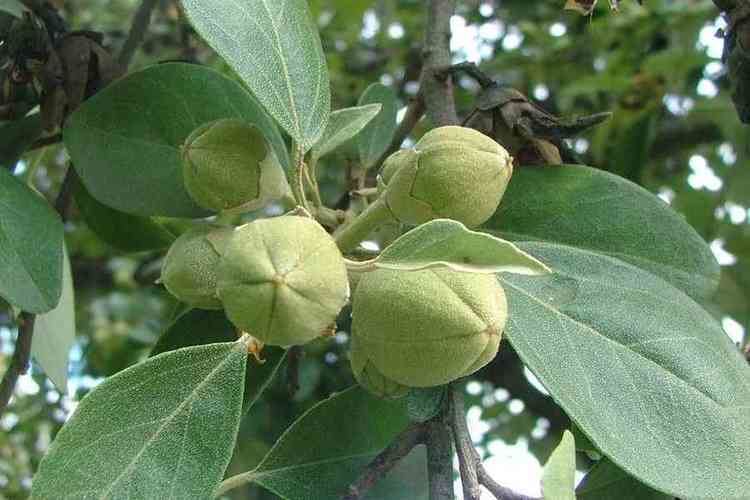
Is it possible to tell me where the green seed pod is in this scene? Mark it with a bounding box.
[181,118,290,213]
[350,267,506,391]
[350,335,409,399]
[379,126,512,227]
[160,225,234,309]
[217,216,349,347]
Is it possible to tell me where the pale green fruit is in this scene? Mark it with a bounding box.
[379,126,512,227]
[351,267,506,391]
[160,225,234,309]
[350,335,409,399]
[181,119,290,213]
[217,216,350,347]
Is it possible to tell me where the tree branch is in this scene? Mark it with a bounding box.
[341,423,427,500]
[0,313,36,411]
[370,94,426,171]
[426,407,455,500]
[449,384,540,500]
[118,0,160,69]
[420,0,459,127]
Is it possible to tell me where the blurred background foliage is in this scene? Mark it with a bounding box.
[0,0,747,498]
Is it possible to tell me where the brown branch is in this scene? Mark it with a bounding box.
[426,408,455,500]
[370,94,426,171]
[0,313,36,411]
[420,0,459,127]
[28,134,63,153]
[450,384,540,500]
[450,386,481,500]
[341,423,427,500]
[118,0,160,69]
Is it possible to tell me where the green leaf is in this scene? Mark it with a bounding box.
[503,242,750,498]
[406,386,445,423]
[368,447,428,500]
[312,104,382,161]
[577,458,672,500]
[151,308,285,414]
[357,83,398,168]
[74,177,175,253]
[0,115,43,169]
[486,165,719,299]
[0,167,63,313]
[370,219,551,274]
[32,340,249,499]
[0,0,27,18]
[541,430,576,500]
[64,63,288,217]
[32,244,74,392]
[181,0,330,151]
[218,386,409,499]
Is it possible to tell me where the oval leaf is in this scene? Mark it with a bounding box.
[151,308,285,414]
[0,114,43,169]
[181,0,330,150]
[31,340,249,499]
[312,104,382,161]
[577,458,672,500]
[217,386,409,499]
[372,219,551,274]
[74,177,176,252]
[357,83,398,168]
[503,242,750,498]
[0,0,28,18]
[541,430,576,500]
[0,167,63,313]
[486,165,719,299]
[32,243,75,392]
[64,63,288,217]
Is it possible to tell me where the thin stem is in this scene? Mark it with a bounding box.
[0,313,36,412]
[342,423,427,500]
[118,0,160,69]
[304,165,323,207]
[333,197,393,254]
[290,141,310,210]
[215,470,255,497]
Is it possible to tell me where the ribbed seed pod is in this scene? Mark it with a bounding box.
[217,216,349,347]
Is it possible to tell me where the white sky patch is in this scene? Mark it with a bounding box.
[479,2,495,17]
[16,374,39,396]
[388,22,405,40]
[485,439,543,497]
[494,387,510,403]
[687,154,723,192]
[718,142,737,165]
[524,366,550,396]
[467,404,491,442]
[722,317,746,345]
[697,78,719,98]
[361,9,380,40]
[466,380,483,395]
[710,239,737,266]
[593,57,607,72]
[360,240,380,252]
[657,187,675,205]
[549,22,567,37]
[502,26,524,51]
[698,18,727,59]
[724,202,747,224]
[479,20,505,42]
[574,138,589,154]
[663,94,695,116]
[704,61,725,78]
[533,84,550,101]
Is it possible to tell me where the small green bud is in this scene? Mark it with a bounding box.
[379,126,512,227]
[181,119,290,213]
[217,216,349,347]
[160,225,234,309]
[350,267,506,392]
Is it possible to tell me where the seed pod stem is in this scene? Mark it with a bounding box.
[334,197,394,253]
